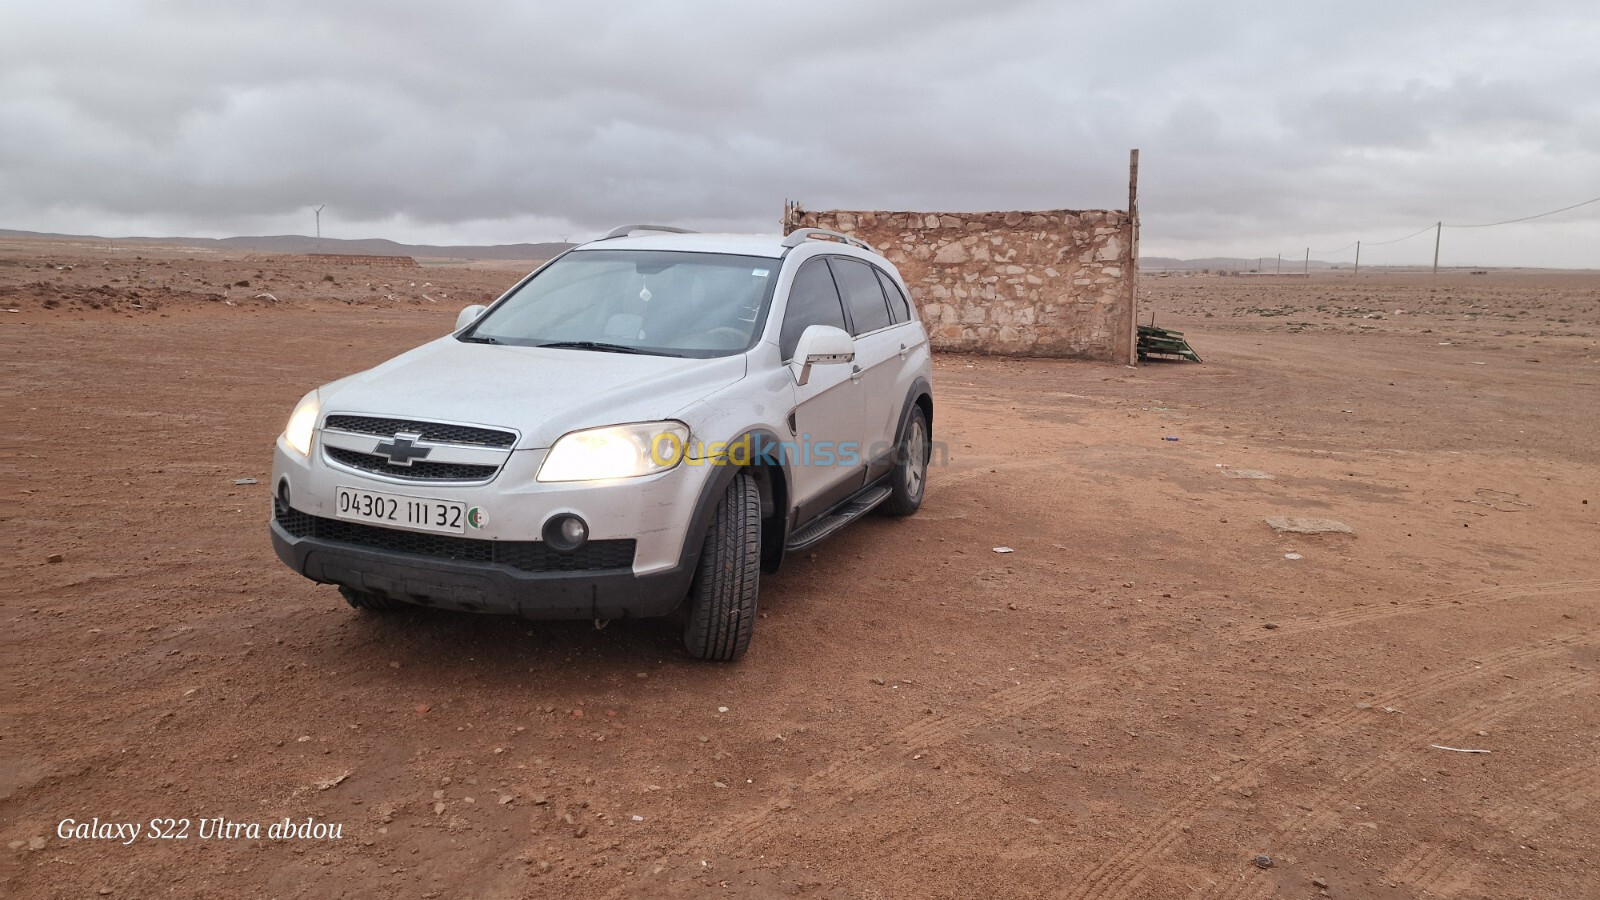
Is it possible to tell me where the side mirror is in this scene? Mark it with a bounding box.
[455,304,488,332]
[791,325,855,386]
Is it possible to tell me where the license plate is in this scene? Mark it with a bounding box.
[334,486,466,534]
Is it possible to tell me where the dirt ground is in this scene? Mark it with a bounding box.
[2,239,1598,899]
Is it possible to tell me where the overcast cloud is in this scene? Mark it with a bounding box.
[2,0,1597,266]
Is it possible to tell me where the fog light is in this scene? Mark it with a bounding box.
[543,514,589,552]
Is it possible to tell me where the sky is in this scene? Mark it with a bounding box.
[2,0,1598,267]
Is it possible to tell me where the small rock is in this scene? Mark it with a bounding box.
[47,553,64,564]
[232,477,258,485]
[1312,876,1329,889]
[414,704,430,715]
[28,836,47,850]
[1253,854,1274,869]
[993,546,1015,553]
[1265,516,1354,535]
[871,677,885,685]
[1263,623,1280,630]
[717,706,729,713]
[433,802,446,815]
[1025,817,1042,825]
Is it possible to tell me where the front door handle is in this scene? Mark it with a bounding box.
[850,365,863,384]
[898,343,909,360]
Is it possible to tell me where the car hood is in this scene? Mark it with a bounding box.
[319,337,747,449]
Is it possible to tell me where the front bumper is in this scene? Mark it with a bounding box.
[270,510,693,619]
[269,431,719,619]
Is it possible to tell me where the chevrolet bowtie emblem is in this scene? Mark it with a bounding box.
[373,433,432,466]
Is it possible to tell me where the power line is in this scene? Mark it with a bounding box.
[1363,222,1436,246]
[1444,194,1600,228]
[1312,240,1359,255]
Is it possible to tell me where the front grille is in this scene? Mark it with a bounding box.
[326,446,499,482]
[274,498,635,572]
[324,415,516,448]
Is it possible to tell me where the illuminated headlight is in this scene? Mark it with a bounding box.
[283,390,321,457]
[537,421,689,483]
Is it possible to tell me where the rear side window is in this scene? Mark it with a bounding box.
[829,257,892,336]
[875,269,911,324]
[779,259,848,360]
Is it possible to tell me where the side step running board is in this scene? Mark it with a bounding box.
[785,485,892,553]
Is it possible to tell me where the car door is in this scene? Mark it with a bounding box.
[826,256,906,481]
[779,257,866,522]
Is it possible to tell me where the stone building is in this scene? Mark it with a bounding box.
[783,205,1137,364]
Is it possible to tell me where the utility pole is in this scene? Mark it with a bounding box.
[1125,148,1140,367]
[1431,221,1442,276]
[1354,240,1361,276]
[1304,247,1309,276]
[1276,253,1281,275]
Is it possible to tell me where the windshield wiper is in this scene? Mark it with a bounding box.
[458,334,501,344]
[537,340,679,356]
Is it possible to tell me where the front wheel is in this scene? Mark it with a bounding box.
[879,405,929,517]
[682,471,761,661]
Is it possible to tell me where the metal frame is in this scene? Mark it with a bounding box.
[780,228,879,255]
[598,224,699,241]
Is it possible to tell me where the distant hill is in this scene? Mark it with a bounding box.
[0,228,573,261]
[1141,256,1341,272]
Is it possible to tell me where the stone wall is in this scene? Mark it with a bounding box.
[783,206,1136,363]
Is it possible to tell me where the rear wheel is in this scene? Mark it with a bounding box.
[880,405,929,517]
[339,586,406,612]
[682,471,761,661]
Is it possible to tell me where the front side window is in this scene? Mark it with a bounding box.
[464,250,778,358]
[876,268,911,324]
[829,257,892,336]
[779,259,848,360]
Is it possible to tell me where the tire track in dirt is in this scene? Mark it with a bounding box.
[1245,579,1600,641]
[631,581,1593,898]
[1065,637,1593,900]
[1197,669,1598,900]
[702,674,1110,855]
[1384,761,1599,898]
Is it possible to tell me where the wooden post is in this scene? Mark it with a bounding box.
[1354,240,1361,276]
[1123,148,1140,366]
[1432,221,1442,276]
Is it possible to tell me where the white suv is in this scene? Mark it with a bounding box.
[270,226,933,660]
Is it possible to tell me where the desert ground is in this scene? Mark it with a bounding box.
[2,239,1597,899]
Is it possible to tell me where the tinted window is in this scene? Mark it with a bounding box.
[830,257,892,335]
[875,268,911,324]
[779,259,848,360]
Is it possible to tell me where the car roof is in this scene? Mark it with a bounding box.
[573,232,788,259]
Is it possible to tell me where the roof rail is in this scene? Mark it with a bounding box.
[780,227,879,255]
[598,224,698,241]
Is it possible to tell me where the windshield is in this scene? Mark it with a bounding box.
[463,249,779,358]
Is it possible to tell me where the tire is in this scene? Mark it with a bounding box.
[339,586,406,612]
[682,471,761,661]
[879,404,929,517]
